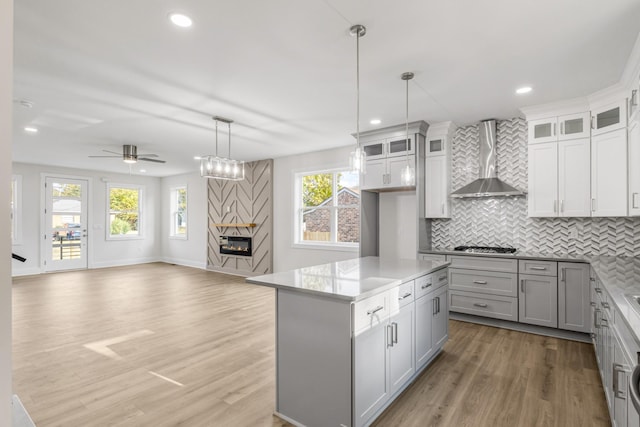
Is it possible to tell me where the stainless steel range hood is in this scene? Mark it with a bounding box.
[450,119,526,199]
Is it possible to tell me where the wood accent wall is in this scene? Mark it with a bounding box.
[207,159,273,276]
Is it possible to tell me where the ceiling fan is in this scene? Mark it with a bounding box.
[89,144,166,164]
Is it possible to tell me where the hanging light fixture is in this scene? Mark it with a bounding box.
[400,72,415,186]
[199,116,245,181]
[349,24,366,174]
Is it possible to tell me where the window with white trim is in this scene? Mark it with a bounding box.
[107,184,143,239]
[170,186,187,238]
[11,175,22,245]
[295,170,360,248]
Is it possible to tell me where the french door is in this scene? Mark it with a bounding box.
[44,177,88,271]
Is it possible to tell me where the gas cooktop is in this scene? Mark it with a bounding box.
[453,245,517,254]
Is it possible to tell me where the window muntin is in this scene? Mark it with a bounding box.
[107,184,142,238]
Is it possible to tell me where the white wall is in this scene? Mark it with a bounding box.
[273,146,359,272]
[379,191,417,260]
[1,0,12,423]
[160,172,207,269]
[11,162,163,276]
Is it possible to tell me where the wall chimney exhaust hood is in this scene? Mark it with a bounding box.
[450,120,526,199]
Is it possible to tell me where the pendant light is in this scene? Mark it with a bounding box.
[400,72,415,186]
[349,24,366,174]
[199,116,245,181]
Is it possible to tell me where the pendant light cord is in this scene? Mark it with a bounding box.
[405,77,409,165]
[356,30,360,150]
[215,119,219,157]
[228,122,232,159]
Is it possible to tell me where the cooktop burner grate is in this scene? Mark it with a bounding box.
[453,245,517,254]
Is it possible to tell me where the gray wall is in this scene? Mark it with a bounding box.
[432,118,640,256]
[207,159,273,275]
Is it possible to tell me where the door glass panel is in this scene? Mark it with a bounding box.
[388,138,411,153]
[597,107,620,129]
[564,118,584,135]
[50,181,84,262]
[363,144,383,157]
[534,123,552,139]
[429,139,443,152]
[52,182,81,197]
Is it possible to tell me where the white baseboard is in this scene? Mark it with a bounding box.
[160,257,206,269]
[89,257,161,269]
[11,267,42,277]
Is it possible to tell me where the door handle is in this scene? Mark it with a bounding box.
[433,298,437,315]
[392,322,398,344]
[387,324,393,347]
[521,279,525,293]
[560,268,565,282]
[436,296,440,314]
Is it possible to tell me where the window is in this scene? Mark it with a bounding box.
[170,186,187,238]
[295,170,360,249]
[107,184,142,239]
[11,175,22,245]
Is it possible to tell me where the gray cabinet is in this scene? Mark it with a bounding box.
[415,277,449,371]
[388,304,415,395]
[414,292,434,368]
[518,274,558,328]
[558,262,591,333]
[354,322,389,426]
[432,285,448,349]
[613,332,632,427]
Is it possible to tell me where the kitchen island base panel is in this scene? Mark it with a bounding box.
[276,289,352,427]
[450,312,591,343]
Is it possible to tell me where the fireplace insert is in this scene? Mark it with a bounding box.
[219,236,252,256]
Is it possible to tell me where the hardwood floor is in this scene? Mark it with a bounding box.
[13,263,609,426]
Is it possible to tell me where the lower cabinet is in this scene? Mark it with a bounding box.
[558,262,591,332]
[415,292,434,368]
[354,322,390,426]
[518,274,558,328]
[389,304,415,395]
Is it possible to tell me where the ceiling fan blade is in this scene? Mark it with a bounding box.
[102,149,122,155]
[88,155,121,158]
[139,157,166,163]
[137,153,158,157]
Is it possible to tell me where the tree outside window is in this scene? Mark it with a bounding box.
[170,186,187,238]
[108,185,142,238]
[298,170,360,246]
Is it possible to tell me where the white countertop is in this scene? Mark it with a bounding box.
[247,256,449,302]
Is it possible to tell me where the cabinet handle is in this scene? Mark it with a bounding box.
[601,301,610,309]
[436,296,440,314]
[590,277,595,282]
[560,268,565,282]
[398,292,412,300]
[601,318,609,328]
[560,122,564,135]
[594,309,601,328]
[553,200,557,213]
[392,322,398,344]
[553,122,556,136]
[590,302,597,307]
[595,288,602,294]
[591,198,596,212]
[560,199,564,214]
[613,363,629,399]
[438,274,447,281]
[473,280,488,285]
[632,89,638,107]
[633,193,639,209]
[591,116,595,129]
[530,266,547,271]
[421,282,432,290]
[387,324,393,347]
[521,279,525,293]
[367,306,384,316]
[473,303,488,308]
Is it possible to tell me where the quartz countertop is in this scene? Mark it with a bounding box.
[247,256,449,302]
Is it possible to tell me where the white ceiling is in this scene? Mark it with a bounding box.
[13,0,640,177]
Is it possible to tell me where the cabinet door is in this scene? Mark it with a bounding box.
[388,304,415,395]
[558,138,591,217]
[426,136,447,157]
[629,120,640,216]
[425,155,449,218]
[354,322,389,427]
[528,117,558,144]
[528,142,558,217]
[361,159,386,190]
[415,295,434,369]
[387,135,414,158]
[518,274,558,328]
[591,128,628,217]
[558,112,590,141]
[432,286,449,350]
[602,312,613,408]
[613,332,632,427]
[592,100,627,136]
[362,140,386,160]
[558,263,590,332]
[387,155,414,188]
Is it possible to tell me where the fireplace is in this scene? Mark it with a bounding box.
[219,236,252,257]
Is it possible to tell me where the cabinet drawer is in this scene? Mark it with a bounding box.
[420,254,447,262]
[353,292,388,335]
[449,269,518,297]
[415,269,448,300]
[449,291,518,321]
[519,259,557,276]
[448,256,517,273]
[389,280,415,313]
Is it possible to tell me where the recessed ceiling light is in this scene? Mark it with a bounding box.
[370,119,381,125]
[516,86,532,95]
[24,126,38,133]
[139,169,147,173]
[193,156,201,160]
[169,13,192,28]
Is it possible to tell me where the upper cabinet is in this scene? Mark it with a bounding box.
[591,128,628,217]
[528,112,590,144]
[424,122,456,218]
[628,112,640,216]
[591,100,627,136]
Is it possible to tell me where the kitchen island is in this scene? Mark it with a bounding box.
[247,256,449,427]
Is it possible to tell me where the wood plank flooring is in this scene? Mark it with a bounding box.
[13,263,609,426]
